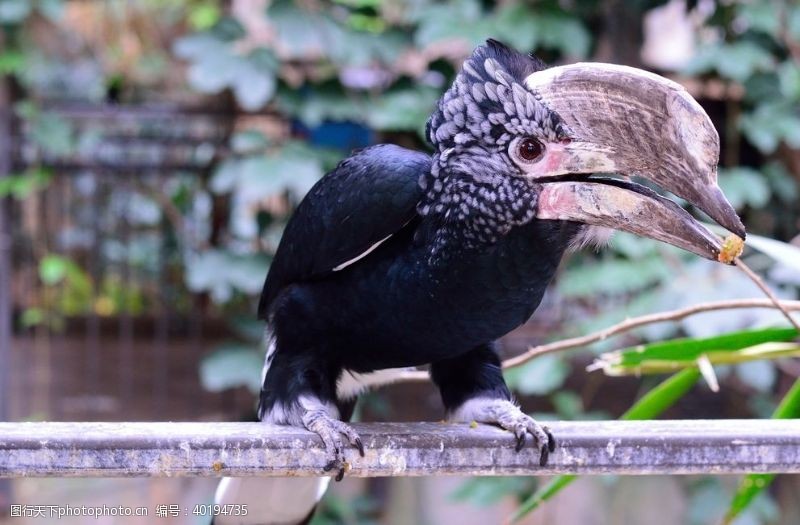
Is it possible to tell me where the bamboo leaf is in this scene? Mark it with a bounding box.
[620,368,701,420]
[510,369,700,521]
[590,327,797,375]
[723,378,800,524]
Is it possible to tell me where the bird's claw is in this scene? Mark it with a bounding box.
[515,419,554,467]
[490,402,556,466]
[303,411,364,481]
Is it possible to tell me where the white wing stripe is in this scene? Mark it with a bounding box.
[331,233,394,272]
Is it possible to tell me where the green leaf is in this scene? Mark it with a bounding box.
[788,6,800,42]
[413,0,483,48]
[535,12,591,58]
[762,161,798,204]
[209,16,246,42]
[717,167,770,210]
[592,327,798,375]
[185,250,269,303]
[778,62,800,101]
[20,307,45,328]
[740,101,800,154]
[723,378,800,524]
[684,42,774,83]
[189,2,221,31]
[268,1,344,59]
[366,86,439,132]
[491,4,539,51]
[511,369,700,521]
[736,2,779,36]
[0,51,25,75]
[621,368,701,420]
[505,354,569,396]
[28,112,76,156]
[39,255,70,285]
[0,168,52,199]
[200,343,263,393]
[186,47,238,93]
[231,58,276,111]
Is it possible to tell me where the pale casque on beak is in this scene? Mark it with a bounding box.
[524,62,745,262]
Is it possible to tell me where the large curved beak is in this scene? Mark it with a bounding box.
[526,63,745,262]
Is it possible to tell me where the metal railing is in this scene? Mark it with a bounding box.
[2,420,799,478]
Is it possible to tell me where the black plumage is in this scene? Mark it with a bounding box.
[252,38,743,486]
[258,41,567,472]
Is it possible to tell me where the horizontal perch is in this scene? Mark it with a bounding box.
[1,420,799,478]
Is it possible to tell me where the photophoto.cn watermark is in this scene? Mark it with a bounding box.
[10,504,148,519]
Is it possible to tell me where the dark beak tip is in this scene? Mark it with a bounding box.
[702,185,746,241]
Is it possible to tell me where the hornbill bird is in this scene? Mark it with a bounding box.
[214,40,744,524]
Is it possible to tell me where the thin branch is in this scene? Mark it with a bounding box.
[505,298,800,368]
[394,299,800,383]
[734,258,800,331]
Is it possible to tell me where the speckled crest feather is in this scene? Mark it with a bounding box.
[424,39,568,153]
[418,40,570,257]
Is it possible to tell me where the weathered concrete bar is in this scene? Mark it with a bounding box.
[1,420,799,478]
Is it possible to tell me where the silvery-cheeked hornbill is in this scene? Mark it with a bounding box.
[215,40,744,524]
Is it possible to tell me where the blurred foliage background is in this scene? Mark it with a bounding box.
[1,0,800,524]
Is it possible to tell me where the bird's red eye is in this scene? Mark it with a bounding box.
[517,138,543,162]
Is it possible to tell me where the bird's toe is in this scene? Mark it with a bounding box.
[305,413,363,480]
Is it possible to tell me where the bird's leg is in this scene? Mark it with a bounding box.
[298,395,364,480]
[259,352,363,481]
[450,396,555,466]
[430,343,556,466]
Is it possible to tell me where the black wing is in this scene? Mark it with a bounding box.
[258,144,431,319]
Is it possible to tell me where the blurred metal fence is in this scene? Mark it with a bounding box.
[0,89,268,424]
